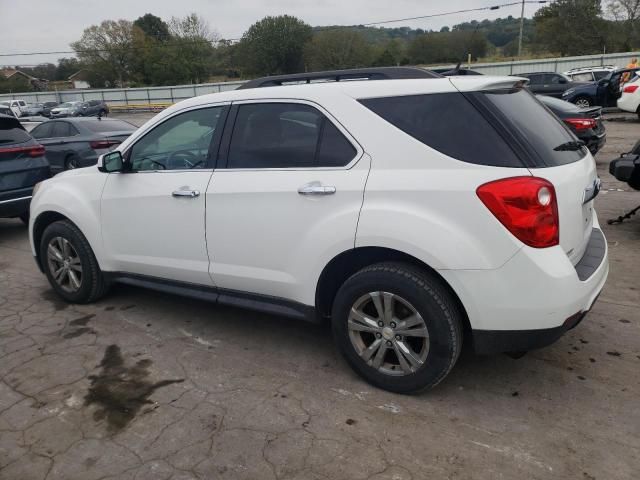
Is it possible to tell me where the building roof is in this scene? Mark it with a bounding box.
[0,68,33,80]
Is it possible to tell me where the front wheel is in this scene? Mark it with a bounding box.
[40,220,108,303]
[331,262,463,393]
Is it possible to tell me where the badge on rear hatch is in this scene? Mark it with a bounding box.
[583,178,601,204]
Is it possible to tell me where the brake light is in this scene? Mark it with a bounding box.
[90,139,120,149]
[564,118,597,132]
[623,84,639,94]
[477,177,559,248]
[0,144,45,157]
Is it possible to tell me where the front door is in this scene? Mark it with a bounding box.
[101,105,227,285]
[206,101,370,304]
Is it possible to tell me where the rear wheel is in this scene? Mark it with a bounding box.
[574,96,592,108]
[331,262,463,393]
[65,155,79,170]
[40,220,108,303]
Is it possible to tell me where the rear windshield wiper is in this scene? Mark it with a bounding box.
[554,140,585,151]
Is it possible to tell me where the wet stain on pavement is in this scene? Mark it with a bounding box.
[41,290,69,311]
[85,344,184,432]
[63,314,97,339]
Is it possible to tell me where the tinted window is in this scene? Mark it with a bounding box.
[0,120,30,145]
[129,106,223,171]
[30,122,52,139]
[51,122,72,137]
[84,119,135,133]
[359,93,522,167]
[526,74,543,84]
[545,74,565,84]
[318,121,357,167]
[227,103,355,169]
[593,71,609,80]
[479,88,585,166]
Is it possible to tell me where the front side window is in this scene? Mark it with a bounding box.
[51,122,74,138]
[227,103,356,169]
[128,107,224,171]
[31,122,53,139]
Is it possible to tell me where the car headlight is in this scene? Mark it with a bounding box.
[563,89,575,97]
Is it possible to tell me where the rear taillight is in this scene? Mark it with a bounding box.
[623,84,639,94]
[0,144,45,157]
[564,117,597,132]
[477,176,559,248]
[90,139,120,149]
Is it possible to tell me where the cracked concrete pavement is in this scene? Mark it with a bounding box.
[1,114,639,480]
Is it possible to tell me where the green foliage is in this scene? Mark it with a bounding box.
[305,29,373,70]
[133,13,170,41]
[237,15,312,75]
[408,30,489,64]
[0,76,33,94]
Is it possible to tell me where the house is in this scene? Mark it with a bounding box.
[69,70,91,89]
[0,68,49,91]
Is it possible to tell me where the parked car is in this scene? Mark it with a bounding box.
[24,102,59,117]
[29,118,136,173]
[29,68,608,393]
[78,100,110,117]
[562,67,640,107]
[563,66,617,82]
[0,105,17,118]
[49,101,84,118]
[537,95,606,154]
[0,99,28,117]
[617,74,640,118]
[0,114,50,223]
[516,72,579,97]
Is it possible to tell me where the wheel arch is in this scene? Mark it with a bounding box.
[315,246,471,336]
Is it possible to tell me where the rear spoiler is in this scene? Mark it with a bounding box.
[448,76,529,92]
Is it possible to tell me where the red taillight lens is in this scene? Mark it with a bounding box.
[564,117,597,132]
[477,176,559,248]
[0,144,45,157]
[89,139,120,149]
[623,84,639,94]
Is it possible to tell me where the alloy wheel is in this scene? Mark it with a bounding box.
[575,98,591,108]
[347,291,429,376]
[47,236,83,293]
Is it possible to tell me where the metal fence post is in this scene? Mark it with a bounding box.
[170,87,174,103]
[123,89,128,106]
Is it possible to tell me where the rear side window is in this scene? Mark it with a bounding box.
[477,88,585,166]
[0,122,30,145]
[359,93,522,167]
[227,103,356,169]
[52,122,72,137]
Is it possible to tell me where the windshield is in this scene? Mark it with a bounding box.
[478,88,586,166]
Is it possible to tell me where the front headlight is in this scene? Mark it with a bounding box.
[563,89,575,97]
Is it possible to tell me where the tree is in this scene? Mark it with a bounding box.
[134,13,171,41]
[166,13,218,84]
[55,57,82,81]
[71,20,137,87]
[305,30,373,70]
[606,0,640,48]
[408,30,488,64]
[534,1,607,56]
[238,15,312,75]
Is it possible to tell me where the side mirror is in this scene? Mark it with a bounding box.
[98,151,124,173]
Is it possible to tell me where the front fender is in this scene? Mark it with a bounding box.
[29,168,107,265]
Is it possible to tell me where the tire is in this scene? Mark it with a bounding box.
[19,212,29,225]
[331,262,463,393]
[99,109,107,117]
[65,155,79,170]
[40,220,108,303]
[574,96,592,108]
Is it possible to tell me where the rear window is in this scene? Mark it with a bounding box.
[83,120,135,133]
[478,88,586,166]
[359,93,522,167]
[0,119,30,145]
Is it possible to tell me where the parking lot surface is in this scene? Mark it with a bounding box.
[1,114,639,480]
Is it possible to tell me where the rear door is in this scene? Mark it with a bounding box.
[476,88,597,264]
[206,100,369,302]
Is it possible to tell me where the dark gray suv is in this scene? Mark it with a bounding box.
[78,100,109,117]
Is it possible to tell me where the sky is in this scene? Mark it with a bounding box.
[0,0,547,66]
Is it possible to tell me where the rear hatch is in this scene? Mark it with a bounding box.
[453,82,598,265]
[0,115,50,195]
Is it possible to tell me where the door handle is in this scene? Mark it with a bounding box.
[172,189,200,198]
[298,183,336,196]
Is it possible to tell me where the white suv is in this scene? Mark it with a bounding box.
[28,68,608,393]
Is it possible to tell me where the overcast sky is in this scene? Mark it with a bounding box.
[0,0,547,66]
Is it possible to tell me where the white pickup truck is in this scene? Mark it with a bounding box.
[0,99,28,117]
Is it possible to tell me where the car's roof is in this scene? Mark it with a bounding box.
[565,66,615,72]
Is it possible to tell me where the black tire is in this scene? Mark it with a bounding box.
[19,212,29,225]
[99,109,108,117]
[65,155,79,170]
[331,262,463,393]
[573,96,592,108]
[40,220,108,303]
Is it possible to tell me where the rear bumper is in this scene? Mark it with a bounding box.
[583,131,606,155]
[0,189,32,218]
[617,95,639,114]
[440,222,608,354]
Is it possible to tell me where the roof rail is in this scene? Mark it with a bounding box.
[237,67,440,90]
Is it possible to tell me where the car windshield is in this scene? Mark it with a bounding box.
[83,119,136,132]
[59,103,73,108]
